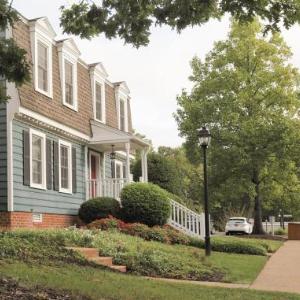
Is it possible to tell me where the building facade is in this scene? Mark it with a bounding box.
[0,16,149,229]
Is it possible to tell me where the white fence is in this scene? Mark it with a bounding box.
[168,199,205,238]
[88,178,130,199]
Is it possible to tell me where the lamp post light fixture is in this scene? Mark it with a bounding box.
[198,126,212,256]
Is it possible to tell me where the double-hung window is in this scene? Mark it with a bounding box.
[95,82,102,121]
[30,129,46,189]
[64,60,74,106]
[37,41,48,92]
[119,99,126,131]
[59,140,72,193]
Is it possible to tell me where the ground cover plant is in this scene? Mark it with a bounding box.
[0,229,269,284]
[87,216,283,256]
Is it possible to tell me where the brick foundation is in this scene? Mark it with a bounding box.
[0,211,79,230]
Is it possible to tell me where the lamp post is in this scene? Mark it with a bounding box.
[198,126,212,256]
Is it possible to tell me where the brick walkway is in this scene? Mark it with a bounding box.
[251,241,300,294]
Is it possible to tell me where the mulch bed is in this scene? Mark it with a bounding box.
[0,278,91,300]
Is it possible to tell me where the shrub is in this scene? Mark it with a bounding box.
[274,227,287,236]
[87,216,124,230]
[189,236,267,256]
[121,183,171,226]
[78,197,120,224]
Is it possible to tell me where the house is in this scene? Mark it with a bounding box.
[0,15,150,228]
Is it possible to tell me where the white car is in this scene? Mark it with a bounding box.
[225,217,252,235]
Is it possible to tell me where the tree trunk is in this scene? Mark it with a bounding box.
[252,170,265,235]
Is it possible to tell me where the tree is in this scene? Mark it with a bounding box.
[0,0,30,103]
[60,0,300,48]
[175,20,300,234]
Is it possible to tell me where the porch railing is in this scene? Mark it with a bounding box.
[168,199,205,238]
[88,178,130,200]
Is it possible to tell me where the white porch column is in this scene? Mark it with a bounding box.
[141,148,149,182]
[84,145,89,200]
[125,142,130,182]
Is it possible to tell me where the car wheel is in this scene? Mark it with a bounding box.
[225,232,230,236]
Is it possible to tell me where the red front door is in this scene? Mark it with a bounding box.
[90,155,98,198]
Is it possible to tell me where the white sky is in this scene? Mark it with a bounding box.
[13,0,300,148]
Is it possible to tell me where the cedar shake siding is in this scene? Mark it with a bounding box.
[0,103,7,211]
[12,19,134,135]
[13,120,85,215]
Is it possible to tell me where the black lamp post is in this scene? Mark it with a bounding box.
[198,126,212,256]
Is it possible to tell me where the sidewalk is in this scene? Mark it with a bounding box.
[251,241,300,294]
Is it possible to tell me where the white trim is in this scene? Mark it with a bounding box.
[29,128,46,190]
[94,80,106,123]
[84,146,89,200]
[58,39,80,112]
[18,107,90,141]
[30,19,54,98]
[58,139,72,194]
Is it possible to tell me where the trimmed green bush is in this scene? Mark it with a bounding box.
[120,183,171,226]
[78,197,120,224]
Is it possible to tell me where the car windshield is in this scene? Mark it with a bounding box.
[228,219,245,224]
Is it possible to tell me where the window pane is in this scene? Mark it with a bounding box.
[32,135,43,185]
[38,42,48,92]
[60,145,69,189]
[64,61,73,105]
[120,100,125,131]
[95,83,102,120]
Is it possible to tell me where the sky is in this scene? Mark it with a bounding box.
[13,1,300,148]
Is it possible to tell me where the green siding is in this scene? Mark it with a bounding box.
[13,120,86,215]
[0,103,7,211]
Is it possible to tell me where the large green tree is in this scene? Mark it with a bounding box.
[175,20,300,234]
[60,0,300,47]
[0,0,30,103]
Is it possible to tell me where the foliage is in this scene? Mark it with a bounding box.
[0,0,30,103]
[0,231,87,265]
[132,152,182,196]
[60,0,300,47]
[275,227,287,236]
[78,197,120,224]
[121,183,171,226]
[175,19,300,234]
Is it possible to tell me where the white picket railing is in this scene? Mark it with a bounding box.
[168,199,205,238]
[88,178,130,200]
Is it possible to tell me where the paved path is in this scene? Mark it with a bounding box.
[251,241,300,294]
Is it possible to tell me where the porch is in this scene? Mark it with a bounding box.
[86,120,150,200]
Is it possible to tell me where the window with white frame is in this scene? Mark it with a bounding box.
[119,99,127,131]
[95,82,104,122]
[64,60,74,106]
[59,140,72,193]
[115,161,124,179]
[30,18,54,98]
[37,41,48,92]
[30,129,46,189]
[34,37,52,97]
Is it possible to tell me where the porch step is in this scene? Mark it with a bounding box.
[110,265,127,273]
[67,247,126,273]
[67,247,99,258]
[90,256,113,267]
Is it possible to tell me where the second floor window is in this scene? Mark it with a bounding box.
[95,82,102,121]
[37,42,48,92]
[120,99,126,131]
[64,60,73,106]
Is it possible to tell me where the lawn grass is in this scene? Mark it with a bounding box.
[0,262,299,300]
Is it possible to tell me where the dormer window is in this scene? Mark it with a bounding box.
[64,60,74,106]
[119,99,126,131]
[29,17,55,98]
[57,39,80,112]
[37,41,48,92]
[95,82,104,121]
[89,63,108,123]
